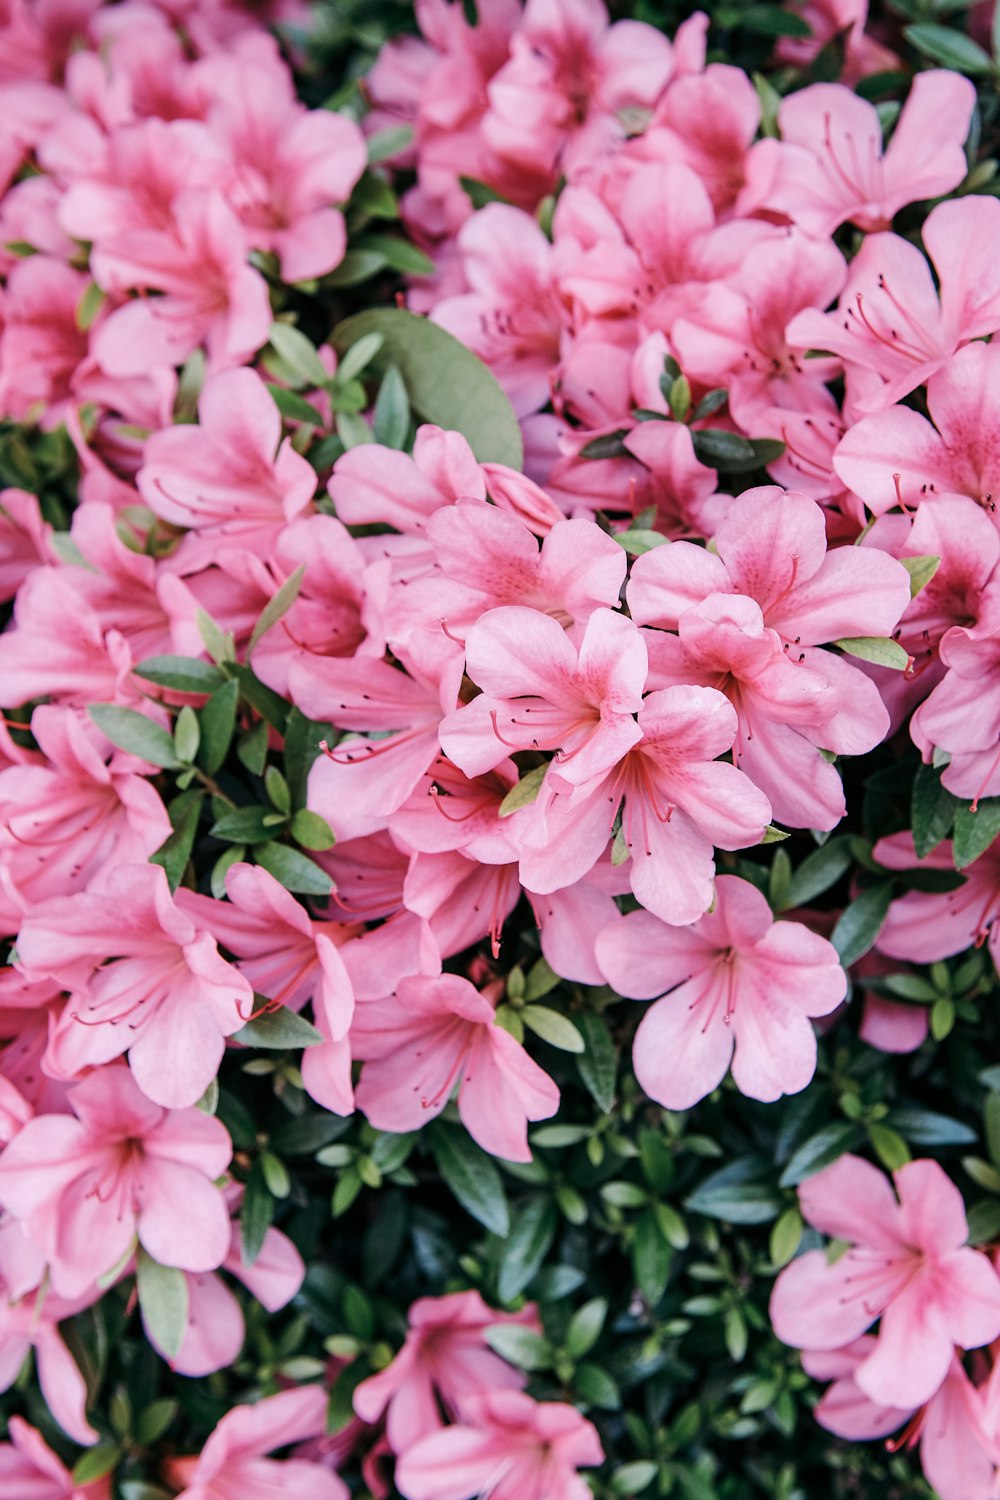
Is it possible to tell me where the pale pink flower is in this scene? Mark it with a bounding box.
[0,1066,232,1297]
[770,1154,1000,1409]
[874,831,1000,967]
[0,256,89,425]
[787,196,1000,415]
[597,874,844,1107]
[164,1386,348,1500]
[911,625,1000,804]
[138,367,315,565]
[353,1289,538,1452]
[0,487,51,603]
[0,567,137,708]
[351,973,559,1162]
[20,862,253,1109]
[774,0,899,84]
[441,604,646,787]
[0,1416,111,1500]
[621,420,730,541]
[90,190,272,375]
[755,72,975,239]
[834,340,1000,523]
[328,424,485,536]
[0,1278,99,1445]
[396,1387,604,1500]
[518,684,771,927]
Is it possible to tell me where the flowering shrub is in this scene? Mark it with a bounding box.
[5,1,1000,1497]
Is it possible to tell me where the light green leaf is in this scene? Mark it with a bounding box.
[249,564,306,654]
[835,635,910,670]
[136,1249,188,1362]
[332,308,523,467]
[372,363,411,449]
[233,1005,325,1049]
[498,764,547,816]
[484,1324,553,1370]
[268,322,327,387]
[901,553,941,598]
[88,704,181,769]
[254,841,333,896]
[336,331,385,383]
[614,529,669,555]
[133,656,226,694]
[521,1005,585,1053]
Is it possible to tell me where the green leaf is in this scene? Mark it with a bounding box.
[739,3,812,36]
[612,1462,660,1497]
[521,1005,584,1053]
[326,248,389,287]
[266,384,326,426]
[228,664,289,731]
[261,1150,291,1198]
[429,1124,510,1236]
[271,1112,349,1155]
[985,1093,1000,1169]
[769,1207,803,1267]
[133,656,226,694]
[835,636,910,670]
[831,881,894,967]
[254,840,333,896]
[196,607,234,666]
[565,1297,607,1359]
[575,1010,617,1113]
[356,232,435,276]
[885,1107,975,1146]
[268,321,328,387]
[868,1123,912,1171]
[910,762,960,858]
[150,790,203,893]
[331,308,523,467]
[614,528,669,555]
[136,1248,188,1362]
[580,429,630,460]
[905,22,994,74]
[283,706,335,808]
[685,1158,782,1224]
[233,1005,325,1049]
[484,1324,553,1370]
[498,764,547,816]
[173,704,200,764]
[901,554,941,598]
[953,797,1000,870]
[291,808,336,851]
[241,1158,274,1266]
[459,175,511,208]
[497,1195,558,1301]
[198,678,239,775]
[210,805,278,844]
[931,994,955,1040]
[372,363,411,449]
[76,280,105,332]
[633,1208,672,1305]
[249,564,307,654]
[575,1361,621,1409]
[211,843,245,899]
[88,704,181,769]
[336,410,374,448]
[72,1444,122,1487]
[336,331,385,383]
[366,124,414,163]
[778,1121,863,1189]
[781,836,852,909]
[691,429,784,473]
[134,1400,179,1449]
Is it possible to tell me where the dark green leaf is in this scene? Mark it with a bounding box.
[429,1124,510,1236]
[266,384,326,426]
[691,430,784,473]
[781,836,852,909]
[332,309,523,467]
[326,248,389,287]
[283,706,336,809]
[150,790,203,893]
[778,1122,862,1187]
[911,762,960,858]
[633,1209,672,1305]
[575,1361,621,1409]
[497,1195,558,1301]
[241,1158,274,1266]
[209,806,277,844]
[575,1010,617,1113]
[886,1107,976,1146]
[953,797,1000,870]
[580,429,630,460]
[134,1400,179,1449]
[372,363,411,449]
[905,22,994,74]
[133,656,226,694]
[685,1157,783,1224]
[254,840,333,896]
[198,679,239,776]
[72,1444,122,1487]
[831,881,894,967]
[484,1324,553,1370]
[228,664,290,731]
[459,175,511,208]
[356,232,435,276]
[233,1005,325,1049]
[271,1112,350,1155]
[88,704,181,769]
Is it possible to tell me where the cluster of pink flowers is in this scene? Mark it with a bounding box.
[0,0,999,1491]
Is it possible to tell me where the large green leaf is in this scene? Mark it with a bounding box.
[331,308,523,467]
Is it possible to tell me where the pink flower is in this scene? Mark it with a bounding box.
[0,1278,100,1446]
[629,62,764,215]
[755,72,975,239]
[440,604,646,787]
[834,340,1000,525]
[0,567,137,708]
[596,874,845,1107]
[164,1386,347,1500]
[518,684,771,926]
[773,0,899,85]
[0,488,51,603]
[787,196,1000,415]
[0,1416,111,1500]
[0,255,89,424]
[396,1388,604,1500]
[19,862,253,1109]
[770,1154,1000,1408]
[328,423,485,536]
[910,625,1000,803]
[137,367,315,564]
[431,204,563,417]
[873,832,1000,966]
[353,1289,538,1452]
[0,1066,232,1297]
[351,973,559,1162]
[90,189,272,375]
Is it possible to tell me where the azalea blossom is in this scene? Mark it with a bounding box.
[596,875,845,1107]
[0,1417,111,1500]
